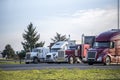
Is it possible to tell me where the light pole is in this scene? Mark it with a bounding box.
[118,0,119,29]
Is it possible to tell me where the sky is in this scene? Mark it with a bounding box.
[0,0,119,51]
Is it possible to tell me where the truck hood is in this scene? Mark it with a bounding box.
[46,52,58,56]
[29,52,38,57]
[65,49,75,55]
[89,48,104,52]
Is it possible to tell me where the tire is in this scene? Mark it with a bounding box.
[104,56,111,65]
[68,57,74,64]
[25,62,29,64]
[75,57,82,63]
[88,62,93,65]
[33,58,38,64]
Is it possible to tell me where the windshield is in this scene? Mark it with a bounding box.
[32,49,41,53]
[51,48,61,52]
[84,36,95,47]
[93,42,110,48]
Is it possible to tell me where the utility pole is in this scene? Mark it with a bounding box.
[118,0,119,29]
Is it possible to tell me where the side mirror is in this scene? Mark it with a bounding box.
[110,42,114,48]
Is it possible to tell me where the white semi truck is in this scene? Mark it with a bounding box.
[25,47,49,64]
[45,41,76,63]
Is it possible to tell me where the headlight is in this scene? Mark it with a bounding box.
[97,56,102,61]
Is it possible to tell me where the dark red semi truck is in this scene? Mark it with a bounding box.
[65,36,95,64]
[87,29,120,65]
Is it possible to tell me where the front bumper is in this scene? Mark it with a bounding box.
[25,59,33,63]
[45,58,55,62]
[87,58,103,63]
[45,58,68,63]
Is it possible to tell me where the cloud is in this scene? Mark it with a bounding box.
[0,8,117,51]
[35,8,117,44]
[70,8,117,32]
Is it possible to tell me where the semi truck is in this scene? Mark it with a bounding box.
[87,29,120,65]
[25,47,49,64]
[65,36,95,64]
[45,41,76,63]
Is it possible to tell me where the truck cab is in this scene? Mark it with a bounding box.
[45,41,69,63]
[25,47,49,64]
[65,44,90,64]
[65,36,95,64]
[87,29,120,65]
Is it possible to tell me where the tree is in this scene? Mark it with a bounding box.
[17,50,26,64]
[51,32,68,43]
[17,50,26,59]
[2,44,15,59]
[35,43,45,48]
[21,23,45,52]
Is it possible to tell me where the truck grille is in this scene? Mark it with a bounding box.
[58,50,64,57]
[87,51,96,59]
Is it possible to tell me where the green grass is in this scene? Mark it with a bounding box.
[0,59,24,64]
[0,69,120,80]
[0,61,24,64]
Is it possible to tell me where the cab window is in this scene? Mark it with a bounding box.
[115,40,120,48]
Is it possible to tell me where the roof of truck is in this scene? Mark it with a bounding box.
[51,41,68,49]
[96,29,120,41]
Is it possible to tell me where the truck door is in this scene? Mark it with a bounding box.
[38,49,42,58]
[81,44,90,59]
[115,40,120,63]
[75,45,80,56]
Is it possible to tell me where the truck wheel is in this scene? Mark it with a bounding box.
[68,57,74,64]
[33,58,38,64]
[104,56,111,65]
[25,62,29,64]
[76,57,82,63]
[88,62,93,65]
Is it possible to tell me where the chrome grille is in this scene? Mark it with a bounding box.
[87,51,96,59]
[58,50,64,57]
